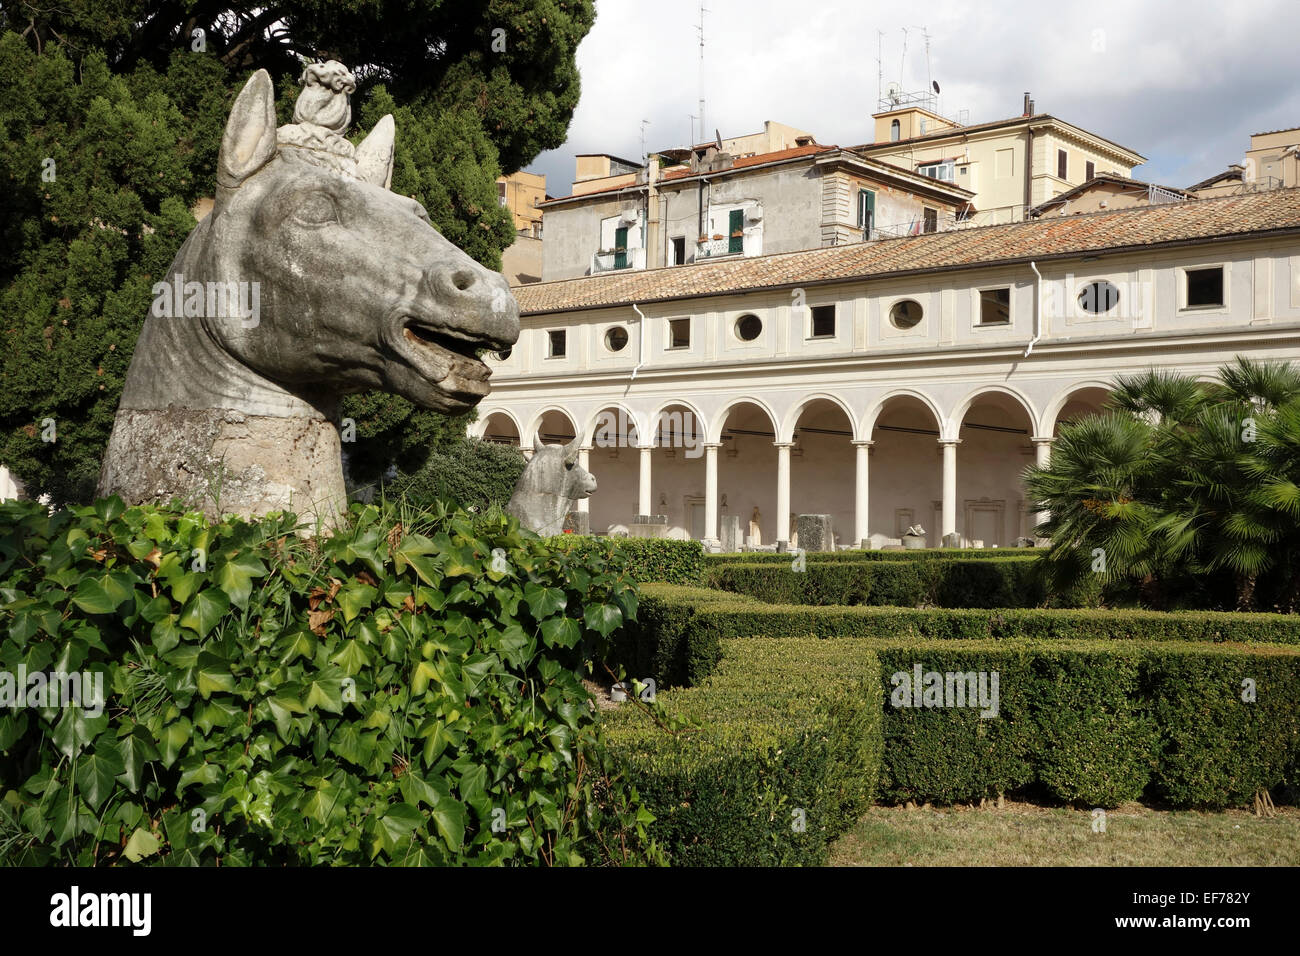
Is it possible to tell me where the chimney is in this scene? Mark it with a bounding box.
[1023,92,1031,116]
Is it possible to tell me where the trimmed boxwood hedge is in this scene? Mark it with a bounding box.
[624,586,1300,691]
[548,536,703,586]
[874,639,1300,808]
[708,558,1052,608]
[609,633,1300,840]
[602,638,883,866]
[705,548,1036,565]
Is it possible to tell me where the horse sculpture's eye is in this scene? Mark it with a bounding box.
[294,192,338,225]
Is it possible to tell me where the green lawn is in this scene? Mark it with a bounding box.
[830,801,1300,866]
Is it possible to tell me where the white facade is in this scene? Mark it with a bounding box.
[480,199,1300,549]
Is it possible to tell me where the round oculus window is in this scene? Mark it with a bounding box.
[1078,280,1120,314]
[735,314,763,341]
[890,299,923,330]
[605,326,629,351]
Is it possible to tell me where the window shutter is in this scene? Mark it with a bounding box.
[614,226,628,268]
[859,189,876,234]
[728,209,745,253]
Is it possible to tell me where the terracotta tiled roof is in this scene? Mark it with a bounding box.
[658,144,833,181]
[515,188,1300,315]
[1031,174,1192,213]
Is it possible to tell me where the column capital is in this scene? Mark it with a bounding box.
[773,441,796,449]
[937,437,963,447]
[852,439,875,448]
[637,442,655,452]
[702,442,722,450]
[1030,435,1057,446]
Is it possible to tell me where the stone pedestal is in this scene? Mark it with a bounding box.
[720,514,742,552]
[796,514,834,552]
[628,514,668,539]
[563,511,590,535]
[942,532,964,548]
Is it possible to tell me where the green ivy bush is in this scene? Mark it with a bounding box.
[548,537,703,586]
[602,638,882,866]
[384,438,526,513]
[0,497,661,866]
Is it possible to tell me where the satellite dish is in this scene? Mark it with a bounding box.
[715,129,724,151]
[932,80,941,94]
[886,82,902,104]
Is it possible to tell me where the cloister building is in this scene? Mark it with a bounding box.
[474,189,1300,550]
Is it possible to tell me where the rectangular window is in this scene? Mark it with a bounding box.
[857,188,876,236]
[497,181,507,207]
[671,236,685,265]
[728,209,745,254]
[548,329,567,357]
[1057,149,1068,180]
[1185,267,1224,308]
[979,288,1011,325]
[1085,160,1095,181]
[614,226,628,269]
[923,207,938,233]
[918,160,955,182]
[668,317,691,349]
[811,304,836,338]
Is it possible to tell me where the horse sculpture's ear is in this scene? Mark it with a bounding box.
[562,436,582,465]
[216,70,277,192]
[534,434,547,454]
[355,114,395,190]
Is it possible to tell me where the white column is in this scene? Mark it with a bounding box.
[853,440,873,549]
[940,438,960,545]
[577,448,591,514]
[1031,436,1054,538]
[704,443,720,546]
[775,442,793,547]
[638,444,653,516]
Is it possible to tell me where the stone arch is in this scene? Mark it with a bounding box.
[1040,381,1113,436]
[708,395,780,445]
[780,392,859,444]
[947,385,1038,441]
[584,402,644,448]
[474,409,522,444]
[649,398,707,449]
[860,387,944,438]
[525,407,579,445]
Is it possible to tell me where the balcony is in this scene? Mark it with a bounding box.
[591,246,646,274]
[696,235,746,260]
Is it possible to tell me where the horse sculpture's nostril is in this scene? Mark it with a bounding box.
[451,270,476,292]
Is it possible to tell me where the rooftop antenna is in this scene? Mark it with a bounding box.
[640,119,650,163]
[876,30,884,111]
[696,1,707,145]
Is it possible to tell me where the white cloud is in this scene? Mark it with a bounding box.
[526,0,1299,196]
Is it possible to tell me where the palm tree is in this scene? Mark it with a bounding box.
[1025,358,1300,611]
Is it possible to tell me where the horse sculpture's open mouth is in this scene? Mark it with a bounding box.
[401,318,492,399]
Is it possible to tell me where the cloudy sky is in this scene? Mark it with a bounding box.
[525,0,1300,197]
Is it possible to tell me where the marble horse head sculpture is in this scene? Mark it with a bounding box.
[96,61,520,526]
[507,435,597,535]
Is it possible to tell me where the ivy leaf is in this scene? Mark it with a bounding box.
[117,728,160,792]
[379,802,426,848]
[71,573,134,614]
[428,794,467,852]
[179,589,230,638]
[539,616,580,648]
[74,737,126,811]
[304,675,344,714]
[524,582,567,619]
[196,652,236,699]
[123,827,162,863]
[583,602,624,638]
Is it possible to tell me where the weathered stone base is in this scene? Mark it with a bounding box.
[96,408,346,529]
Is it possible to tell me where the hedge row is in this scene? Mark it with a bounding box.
[707,558,1076,608]
[602,639,883,866]
[626,585,1300,691]
[547,536,703,586]
[705,548,1036,565]
[607,636,1300,858]
[873,639,1300,808]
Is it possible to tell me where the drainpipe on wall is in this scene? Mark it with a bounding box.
[1025,260,1042,357]
[631,303,648,380]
